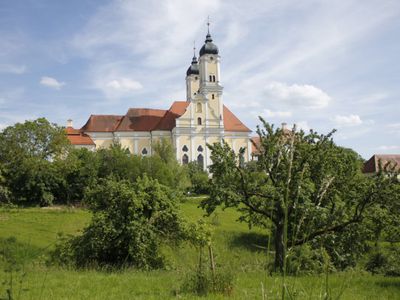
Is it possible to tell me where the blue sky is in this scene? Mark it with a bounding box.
[0,0,399,158]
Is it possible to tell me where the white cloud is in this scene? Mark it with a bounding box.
[90,64,145,100]
[0,64,27,74]
[388,123,400,130]
[40,76,65,89]
[333,114,363,127]
[262,109,292,118]
[106,78,143,91]
[264,82,331,109]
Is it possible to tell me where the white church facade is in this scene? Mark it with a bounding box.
[66,28,252,169]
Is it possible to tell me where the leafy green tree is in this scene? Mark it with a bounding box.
[0,164,11,204]
[53,176,186,269]
[54,148,100,204]
[0,118,69,162]
[201,119,397,272]
[188,162,210,194]
[0,118,69,205]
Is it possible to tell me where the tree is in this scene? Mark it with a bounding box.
[187,162,210,194]
[201,119,397,272]
[0,118,69,162]
[0,118,70,205]
[53,176,186,269]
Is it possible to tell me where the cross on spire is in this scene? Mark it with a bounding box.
[193,40,196,57]
[207,16,210,34]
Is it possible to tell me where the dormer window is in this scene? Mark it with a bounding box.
[197,117,202,125]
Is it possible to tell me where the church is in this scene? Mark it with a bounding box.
[66,27,253,170]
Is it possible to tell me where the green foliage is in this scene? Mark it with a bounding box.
[0,121,191,205]
[52,176,186,269]
[182,219,234,296]
[54,148,100,204]
[202,119,398,272]
[0,165,11,204]
[0,118,69,206]
[187,162,210,194]
[181,267,234,296]
[366,246,400,276]
[0,117,69,161]
[286,245,329,275]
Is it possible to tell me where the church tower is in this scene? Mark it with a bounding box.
[185,47,200,101]
[197,23,224,129]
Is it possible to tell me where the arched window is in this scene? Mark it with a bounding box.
[197,145,203,152]
[211,94,215,100]
[196,102,202,113]
[197,154,204,169]
[212,75,216,82]
[209,75,212,82]
[197,117,202,125]
[182,145,188,152]
[182,154,189,165]
[141,148,148,156]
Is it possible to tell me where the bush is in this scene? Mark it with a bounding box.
[286,244,331,275]
[187,162,209,194]
[365,246,400,276]
[52,176,186,269]
[181,267,234,296]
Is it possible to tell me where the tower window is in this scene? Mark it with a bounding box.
[209,75,212,82]
[197,145,203,152]
[195,76,198,80]
[197,117,202,125]
[211,94,215,100]
[182,145,188,152]
[182,154,189,165]
[196,102,202,113]
[197,154,204,169]
[212,75,216,82]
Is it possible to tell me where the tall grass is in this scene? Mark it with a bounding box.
[1,205,399,299]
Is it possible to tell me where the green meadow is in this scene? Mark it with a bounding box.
[1,197,399,299]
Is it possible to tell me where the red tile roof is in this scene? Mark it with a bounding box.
[116,108,167,131]
[251,136,261,154]
[81,115,123,132]
[78,102,250,133]
[223,106,251,132]
[65,127,95,146]
[363,154,400,173]
[155,101,190,130]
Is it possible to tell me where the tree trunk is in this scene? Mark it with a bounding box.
[274,221,285,272]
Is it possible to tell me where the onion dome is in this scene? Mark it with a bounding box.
[186,55,199,76]
[199,32,219,56]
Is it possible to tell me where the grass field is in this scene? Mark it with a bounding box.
[1,197,399,299]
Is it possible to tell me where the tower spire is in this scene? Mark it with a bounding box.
[207,16,210,35]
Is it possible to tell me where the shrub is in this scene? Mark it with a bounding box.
[187,162,209,194]
[365,246,400,276]
[52,176,186,269]
[181,267,234,296]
